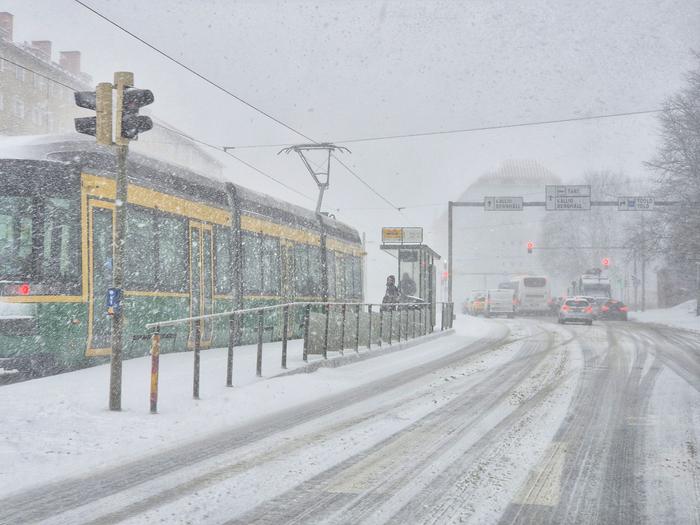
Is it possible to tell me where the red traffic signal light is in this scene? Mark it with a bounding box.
[602,257,610,268]
[527,241,534,254]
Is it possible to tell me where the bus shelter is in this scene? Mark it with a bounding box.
[380,242,441,325]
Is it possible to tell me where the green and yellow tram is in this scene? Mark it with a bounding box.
[0,136,364,376]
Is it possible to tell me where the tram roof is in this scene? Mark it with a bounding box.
[0,134,361,244]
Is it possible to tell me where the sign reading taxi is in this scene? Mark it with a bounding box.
[546,185,591,211]
[382,226,423,244]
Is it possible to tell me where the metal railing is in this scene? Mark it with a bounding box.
[144,300,454,413]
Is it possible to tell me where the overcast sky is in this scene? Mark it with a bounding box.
[5,0,700,295]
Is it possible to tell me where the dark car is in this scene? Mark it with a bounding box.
[599,299,629,320]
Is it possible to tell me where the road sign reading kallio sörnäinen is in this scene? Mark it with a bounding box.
[546,185,591,211]
[484,196,524,211]
[617,196,655,211]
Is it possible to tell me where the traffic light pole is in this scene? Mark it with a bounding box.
[109,143,128,411]
[447,201,453,303]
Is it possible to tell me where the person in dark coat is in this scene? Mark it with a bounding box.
[382,275,400,308]
[400,272,417,298]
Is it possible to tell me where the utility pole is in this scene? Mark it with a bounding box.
[447,201,453,304]
[641,213,646,312]
[75,71,153,411]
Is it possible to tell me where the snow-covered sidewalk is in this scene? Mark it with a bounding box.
[630,299,700,333]
[0,316,500,496]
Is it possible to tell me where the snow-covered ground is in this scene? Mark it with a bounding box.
[0,316,498,496]
[630,299,700,333]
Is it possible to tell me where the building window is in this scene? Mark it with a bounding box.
[0,93,4,111]
[32,72,39,89]
[15,64,25,82]
[32,106,42,125]
[13,99,24,119]
[0,58,5,72]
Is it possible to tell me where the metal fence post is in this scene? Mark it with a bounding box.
[193,319,201,400]
[397,307,402,342]
[226,314,235,387]
[388,308,393,345]
[440,303,445,331]
[340,303,347,355]
[412,306,416,339]
[378,306,384,346]
[281,304,289,369]
[303,303,310,362]
[323,304,331,359]
[256,309,264,377]
[354,303,361,353]
[149,326,160,414]
[367,304,373,350]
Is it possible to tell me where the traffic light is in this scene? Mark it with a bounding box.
[602,257,610,268]
[74,82,112,145]
[527,241,534,254]
[119,88,154,140]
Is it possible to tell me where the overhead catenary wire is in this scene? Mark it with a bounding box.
[223,108,664,150]
[73,0,402,212]
[0,55,82,92]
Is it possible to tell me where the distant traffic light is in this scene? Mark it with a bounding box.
[119,87,154,140]
[73,82,112,145]
[527,241,534,254]
[602,257,610,268]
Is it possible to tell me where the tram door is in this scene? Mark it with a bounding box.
[87,201,115,356]
[189,221,214,348]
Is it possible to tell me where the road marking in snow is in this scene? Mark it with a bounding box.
[325,428,439,494]
[512,441,567,507]
[625,415,658,426]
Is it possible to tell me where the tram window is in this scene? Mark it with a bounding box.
[214,225,232,294]
[158,215,187,292]
[261,236,280,294]
[126,207,157,286]
[352,256,362,299]
[42,198,79,283]
[293,244,310,296]
[242,232,262,294]
[326,251,336,299]
[0,196,33,278]
[344,256,354,298]
[308,245,321,297]
[335,255,346,298]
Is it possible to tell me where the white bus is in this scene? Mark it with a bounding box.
[510,276,550,314]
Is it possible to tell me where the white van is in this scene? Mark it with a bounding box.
[485,289,515,318]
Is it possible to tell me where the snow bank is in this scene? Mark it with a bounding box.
[630,299,700,333]
[0,319,500,496]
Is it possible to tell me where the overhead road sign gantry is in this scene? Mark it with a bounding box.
[618,196,655,211]
[484,196,524,211]
[546,185,591,211]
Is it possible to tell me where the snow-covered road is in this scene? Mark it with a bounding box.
[2,317,699,524]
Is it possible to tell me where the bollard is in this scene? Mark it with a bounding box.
[323,304,330,359]
[367,304,373,350]
[340,304,347,355]
[256,309,264,377]
[193,319,201,399]
[378,306,384,346]
[226,314,235,387]
[281,304,289,369]
[354,303,361,353]
[303,303,311,362]
[149,326,160,414]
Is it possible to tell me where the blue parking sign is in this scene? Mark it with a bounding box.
[107,287,122,315]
